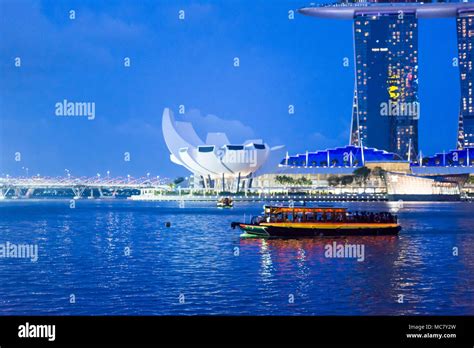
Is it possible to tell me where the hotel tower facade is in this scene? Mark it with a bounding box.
[457,9,474,149]
[350,9,419,160]
[300,0,474,158]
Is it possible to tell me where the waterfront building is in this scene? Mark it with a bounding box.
[161,108,285,191]
[280,144,403,168]
[250,144,409,192]
[409,146,474,179]
[413,147,473,167]
[299,0,474,157]
[457,9,474,148]
[351,9,419,160]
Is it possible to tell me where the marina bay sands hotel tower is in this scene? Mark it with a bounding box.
[299,0,474,159]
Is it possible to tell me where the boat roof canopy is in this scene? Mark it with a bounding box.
[264,206,347,214]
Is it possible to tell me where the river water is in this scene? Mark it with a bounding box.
[0,200,472,315]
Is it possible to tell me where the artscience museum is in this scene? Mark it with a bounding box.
[162,108,285,191]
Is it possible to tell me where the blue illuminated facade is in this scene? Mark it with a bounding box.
[280,145,403,168]
[412,147,474,167]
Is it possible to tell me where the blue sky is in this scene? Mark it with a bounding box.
[0,0,462,179]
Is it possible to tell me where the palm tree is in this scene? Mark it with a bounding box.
[353,166,371,186]
[340,175,354,186]
[370,166,386,186]
[327,175,340,186]
[275,175,295,186]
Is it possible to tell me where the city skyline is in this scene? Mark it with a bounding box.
[0,0,469,178]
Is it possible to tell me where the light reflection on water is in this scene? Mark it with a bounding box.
[0,200,472,315]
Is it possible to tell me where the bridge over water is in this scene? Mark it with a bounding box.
[0,176,169,199]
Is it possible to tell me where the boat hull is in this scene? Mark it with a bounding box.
[235,223,401,238]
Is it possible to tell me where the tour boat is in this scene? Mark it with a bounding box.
[217,197,234,208]
[231,206,401,238]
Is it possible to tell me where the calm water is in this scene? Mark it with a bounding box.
[0,200,473,315]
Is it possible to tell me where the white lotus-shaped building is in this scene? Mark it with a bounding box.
[162,108,284,189]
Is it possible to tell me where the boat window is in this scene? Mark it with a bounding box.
[295,212,304,222]
[305,212,315,222]
[287,212,293,222]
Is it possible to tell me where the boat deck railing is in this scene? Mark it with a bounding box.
[256,212,397,224]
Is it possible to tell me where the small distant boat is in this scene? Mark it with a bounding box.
[231,205,401,238]
[217,197,233,208]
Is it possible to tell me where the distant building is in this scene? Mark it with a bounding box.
[280,144,403,169]
[350,11,419,160]
[299,0,474,158]
[457,10,474,149]
[161,108,285,191]
[250,144,407,191]
[412,147,473,167]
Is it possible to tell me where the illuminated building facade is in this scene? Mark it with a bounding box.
[300,0,474,159]
[457,10,474,149]
[350,10,419,160]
